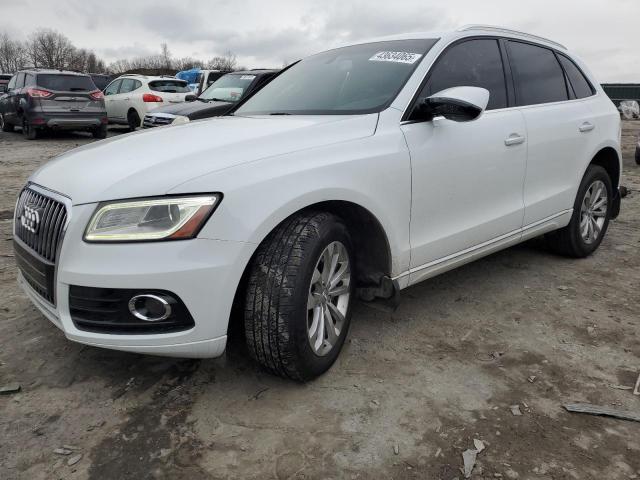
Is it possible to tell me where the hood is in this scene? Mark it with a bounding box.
[30,114,378,205]
[147,100,233,118]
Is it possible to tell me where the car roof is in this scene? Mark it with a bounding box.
[18,69,91,76]
[339,25,567,52]
[118,74,187,82]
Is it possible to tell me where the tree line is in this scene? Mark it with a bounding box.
[0,29,239,75]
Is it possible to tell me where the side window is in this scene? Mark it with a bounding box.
[15,73,25,89]
[119,79,137,94]
[558,55,594,99]
[104,80,121,95]
[507,41,568,106]
[133,80,142,90]
[25,74,36,86]
[418,39,508,111]
[7,75,16,90]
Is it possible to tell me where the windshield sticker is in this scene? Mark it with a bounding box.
[369,51,422,64]
[240,75,256,80]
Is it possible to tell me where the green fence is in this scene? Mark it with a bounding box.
[602,84,640,107]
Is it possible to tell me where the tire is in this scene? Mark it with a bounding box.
[244,211,355,381]
[93,124,108,139]
[546,165,612,257]
[22,119,38,140]
[0,114,14,132]
[127,110,140,132]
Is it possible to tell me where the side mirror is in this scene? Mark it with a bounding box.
[185,94,197,102]
[415,86,490,123]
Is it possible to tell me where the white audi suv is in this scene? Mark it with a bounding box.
[14,26,621,380]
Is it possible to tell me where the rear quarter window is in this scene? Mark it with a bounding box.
[507,41,568,106]
[149,80,190,93]
[558,55,595,99]
[36,74,97,92]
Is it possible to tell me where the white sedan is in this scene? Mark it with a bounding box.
[102,75,193,130]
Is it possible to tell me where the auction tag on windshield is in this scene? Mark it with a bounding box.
[369,51,422,64]
[240,75,256,80]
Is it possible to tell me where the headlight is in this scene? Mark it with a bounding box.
[171,115,190,126]
[84,195,220,242]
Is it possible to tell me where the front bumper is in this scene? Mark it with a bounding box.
[18,203,255,358]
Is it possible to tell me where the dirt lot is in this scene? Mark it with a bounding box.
[0,123,639,480]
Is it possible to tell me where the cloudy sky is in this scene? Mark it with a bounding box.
[1,0,637,81]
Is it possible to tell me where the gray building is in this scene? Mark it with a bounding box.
[601,83,640,106]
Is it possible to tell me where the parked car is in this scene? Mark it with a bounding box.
[0,69,107,139]
[143,70,279,128]
[636,135,640,165]
[0,73,12,94]
[13,26,622,380]
[102,74,193,130]
[89,73,114,91]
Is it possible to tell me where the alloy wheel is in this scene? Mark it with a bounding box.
[579,179,608,244]
[307,241,351,356]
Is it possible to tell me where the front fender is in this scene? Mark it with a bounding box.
[176,131,413,277]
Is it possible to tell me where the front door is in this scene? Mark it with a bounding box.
[401,38,527,280]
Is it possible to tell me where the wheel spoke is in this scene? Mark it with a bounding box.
[324,306,338,344]
[308,292,320,309]
[581,216,589,238]
[311,268,322,286]
[321,244,334,283]
[313,306,325,351]
[328,261,349,289]
[592,208,607,218]
[329,284,350,297]
[591,217,601,238]
[308,305,321,339]
[327,302,345,326]
[592,197,607,210]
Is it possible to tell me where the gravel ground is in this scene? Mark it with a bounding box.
[0,123,639,480]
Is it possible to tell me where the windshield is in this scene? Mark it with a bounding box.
[149,80,190,93]
[36,74,96,92]
[200,74,257,102]
[236,39,437,115]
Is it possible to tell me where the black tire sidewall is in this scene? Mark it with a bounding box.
[289,217,355,379]
[567,165,612,256]
[127,111,139,131]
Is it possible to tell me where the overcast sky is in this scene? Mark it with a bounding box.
[1,0,637,82]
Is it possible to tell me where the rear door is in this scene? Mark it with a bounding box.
[103,79,123,120]
[506,41,596,226]
[34,74,100,115]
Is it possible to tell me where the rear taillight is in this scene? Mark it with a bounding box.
[142,93,163,103]
[26,88,53,98]
[90,90,104,100]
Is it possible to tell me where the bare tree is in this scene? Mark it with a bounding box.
[207,50,237,71]
[173,57,205,71]
[0,32,26,73]
[160,43,172,69]
[26,29,76,69]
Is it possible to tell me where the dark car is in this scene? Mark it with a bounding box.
[143,69,279,128]
[0,69,108,139]
[0,74,12,94]
[90,73,114,91]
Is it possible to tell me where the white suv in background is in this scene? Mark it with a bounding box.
[103,75,193,130]
[14,26,621,381]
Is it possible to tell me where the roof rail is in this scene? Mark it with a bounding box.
[457,25,567,50]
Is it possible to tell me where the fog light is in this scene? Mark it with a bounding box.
[128,294,173,322]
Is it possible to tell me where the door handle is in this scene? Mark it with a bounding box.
[123,97,130,101]
[579,122,595,133]
[504,133,526,146]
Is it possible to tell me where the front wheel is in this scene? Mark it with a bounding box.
[546,165,612,257]
[244,211,354,381]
